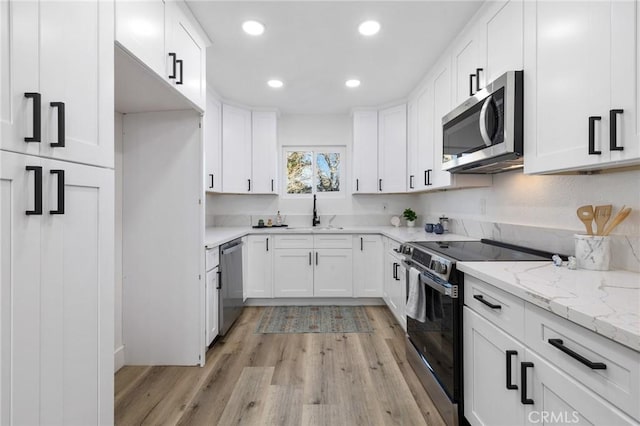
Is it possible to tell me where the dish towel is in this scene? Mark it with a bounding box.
[406,267,426,322]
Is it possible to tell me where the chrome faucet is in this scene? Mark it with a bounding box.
[312,194,320,227]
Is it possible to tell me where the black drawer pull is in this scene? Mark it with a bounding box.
[266,238,269,252]
[609,109,624,151]
[506,350,518,390]
[271,179,274,192]
[309,252,312,266]
[469,73,475,96]
[50,102,65,147]
[588,116,602,155]
[548,339,606,370]
[473,294,501,309]
[378,178,382,192]
[24,92,41,142]
[176,59,183,85]
[49,169,65,214]
[360,237,363,251]
[168,53,177,79]
[209,174,214,189]
[409,175,414,189]
[520,362,534,405]
[475,68,483,92]
[248,179,251,192]
[315,252,318,265]
[25,166,43,215]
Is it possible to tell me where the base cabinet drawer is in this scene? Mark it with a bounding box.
[206,247,219,271]
[273,234,313,249]
[313,234,353,249]
[525,304,640,420]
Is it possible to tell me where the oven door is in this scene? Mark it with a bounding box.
[406,270,462,402]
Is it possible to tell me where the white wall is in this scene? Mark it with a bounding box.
[207,114,419,225]
[114,112,124,372]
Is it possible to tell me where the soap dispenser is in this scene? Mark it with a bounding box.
[276,211,283,226]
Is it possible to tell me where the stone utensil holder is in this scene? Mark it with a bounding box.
[574,234,611,271]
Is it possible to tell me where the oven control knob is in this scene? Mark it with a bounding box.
[431,261,448,274]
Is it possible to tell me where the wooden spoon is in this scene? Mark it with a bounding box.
[576,205,594,235]
[602,207,632,236]
[594,205,612,236]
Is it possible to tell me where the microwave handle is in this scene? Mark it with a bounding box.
[479,96,494,147]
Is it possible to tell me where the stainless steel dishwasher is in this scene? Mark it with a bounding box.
[219,238,244,335]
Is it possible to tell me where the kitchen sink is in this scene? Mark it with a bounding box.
[285,226,344,231]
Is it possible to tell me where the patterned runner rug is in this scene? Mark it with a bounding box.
[255,306,373,334]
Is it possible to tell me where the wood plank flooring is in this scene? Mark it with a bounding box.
[115,306,445,426]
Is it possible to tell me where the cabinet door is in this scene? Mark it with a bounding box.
[222,104,252,193]
[314,249,353,297]
[378,104,407,193]
[452,25,481,106]
[246,235,273,298]
[353,235,383,297]
[464,308,525,426]
[38,0,114,168]
[431,58,454,189]
[115,0,165,77]
[384,252,398,312]
[352,110,379,193]
[524,1,638,173]
[1,152,43,426]
[0,1,40,157]
[526,350,637,426]
[273,249,313,297]
[416,83,435,190]
[251,111,278,194]
[39,159,114,425]
[165,2,205,109]
[394,261,407,330]
[204,93,222,192]
[205,267,219,346]
[407,98,419,191]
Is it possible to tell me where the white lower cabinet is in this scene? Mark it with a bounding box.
[353,235,384,297]
[313,249,353,297]
[464,277,638,426]
[273,248,314,297]
[205,265,219,346]
[246,235,273,298]
[1,150,114,425]
[384,243,407,330]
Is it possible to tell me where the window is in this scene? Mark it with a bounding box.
[284,147,345,196]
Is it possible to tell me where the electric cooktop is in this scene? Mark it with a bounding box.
[411,239,553,262]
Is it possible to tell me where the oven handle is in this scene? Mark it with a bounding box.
[479,95,494,147]
[402,261,456,298]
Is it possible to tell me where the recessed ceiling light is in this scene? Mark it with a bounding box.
[242,20,265,36]
[345,79,361,88]
[358,20,380,36]
[267,79,283,88]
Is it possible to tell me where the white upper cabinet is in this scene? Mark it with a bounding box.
[451,23,482,107]
[406,98,419,191]
[222,104,252,193]
[115,0,165,77]
[524,0,639,174]
[378,104,407,193]
[431,58,454,189]
[204,92,222,192]
[352,110,379,193]
[251,111,278,194]
[1,0,114,168]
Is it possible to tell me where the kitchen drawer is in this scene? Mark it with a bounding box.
[464,275,525,339]
[206,247,220,271]
[273,234,313,249]
[387,238,401,253]
[313,234,353,249]
[525,304,640,420]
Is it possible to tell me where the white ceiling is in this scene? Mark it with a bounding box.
[186,1,483,114]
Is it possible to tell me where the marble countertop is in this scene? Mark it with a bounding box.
[457,261,640,352]
[204,225,475,248]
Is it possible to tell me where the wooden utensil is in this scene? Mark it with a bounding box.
[576,205,594,235]
[594,204,612,236]
[602,207,632,236]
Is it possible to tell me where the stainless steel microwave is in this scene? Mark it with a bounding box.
[442,71,523,173]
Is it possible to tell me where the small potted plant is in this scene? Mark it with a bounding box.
[403,208,417,227]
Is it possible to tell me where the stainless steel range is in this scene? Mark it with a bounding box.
[399,239,554,426]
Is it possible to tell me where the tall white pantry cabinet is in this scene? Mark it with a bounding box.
[1,1,114,425]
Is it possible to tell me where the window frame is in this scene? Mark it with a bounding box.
[281,145,347,199]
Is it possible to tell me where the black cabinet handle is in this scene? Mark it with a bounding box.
[25,166,43,215]
[49,102,65,147]
[315,252,318,265]
[309,252,312,266]
[506,350,518,390]
[548,339,606,370]
[588,116,602,155]
[266,238,269,252]
[248,179,251,192]
[168,53,177,79]
[469,74,475,96]
[216,270,222,289]
[427,169,432,186]
[609,109,624,151]
[360,237,364,251]
[378,179,382,192]
[475,68,483,92]
[176,59,183,85]
[271,179,274,192]
[24,92,42,143]
[209,174,214,189]
[49,169,65,214]
[356,178,359,191]
[392,262,397,280]
[520,362,534,405]
[473,294,501,310]
[409,175,414,189]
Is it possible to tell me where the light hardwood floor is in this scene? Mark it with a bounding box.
[115,306,446,426]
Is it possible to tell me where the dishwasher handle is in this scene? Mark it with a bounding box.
[220,241,243,255]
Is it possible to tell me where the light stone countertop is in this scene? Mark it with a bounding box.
[457,261,640,352]
[204,225,475,248]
